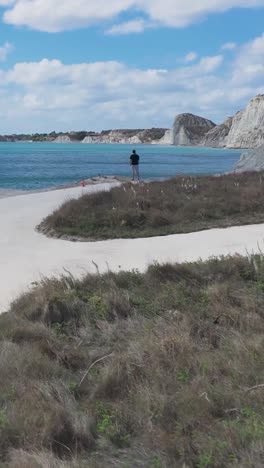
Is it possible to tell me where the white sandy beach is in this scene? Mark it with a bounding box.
[1,182,264,313]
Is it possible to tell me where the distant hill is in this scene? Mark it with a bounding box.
[0,128,171,145]
[172,113,215,146]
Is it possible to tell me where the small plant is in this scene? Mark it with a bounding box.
[0,385,16,403]
[200,361,210,376]
[89,367,100,377]
[177,369,191,384]
[151,455,162,468]
[241,406,256,418]
[96,402,115,437]
[88,295,106,320]
[68,381,78,395]
[228,453,238,464]
[198,451,213,468]
[0,408,8,429]
[95,402,131,448]
[52,321,66,336]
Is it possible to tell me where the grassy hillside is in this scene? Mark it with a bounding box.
[0,256,264,467]
[39,172,264,240]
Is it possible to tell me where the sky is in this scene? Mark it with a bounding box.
[0,0,263,133]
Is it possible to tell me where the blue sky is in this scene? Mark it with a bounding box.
[0,1,263,133]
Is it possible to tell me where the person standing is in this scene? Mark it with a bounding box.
[130,149,140,181]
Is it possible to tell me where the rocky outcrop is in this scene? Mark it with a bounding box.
[202,117,233,148]
[81,136,93,144]
[54,135,73,143]
[52,129,171,145]
[81,128,170,145]
[172,113,215,146]
[172,94,264,149]
[153,129,173,145]
[234,144,264,172]
[226,95,264,149]
[81,131,141,144]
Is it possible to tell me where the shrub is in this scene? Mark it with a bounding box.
[39,172,264,240]
[0,256,264,466]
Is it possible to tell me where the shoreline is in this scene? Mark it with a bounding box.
[1,179,264,313]
[0,175,167,200]
[0,168,245,200]
[0,175,129,200]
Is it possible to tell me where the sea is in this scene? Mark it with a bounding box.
[0,142,241,192]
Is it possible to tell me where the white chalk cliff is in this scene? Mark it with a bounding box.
[54,135,73,143]
[202,117,233,148]
[199,95,264,149]
[81,131,142,144]
[172,94,264,149]
[81,129,170,145]
[172,113,215,146]
[153,129,173,145]
[226,95,264,148]
[45,94,264,149]
[234,144,264,172]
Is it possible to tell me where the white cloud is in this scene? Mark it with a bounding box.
[198,55,223,72]
[0,54,225,131]
[0,42,13,61]
[1,0,264,32]
[232,33,264,84]
[221,42,237,50]
[184,52,198,63]
[0,34,263,132]
[106,19,146,35]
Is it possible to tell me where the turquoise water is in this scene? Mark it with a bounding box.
[0,142,241,191]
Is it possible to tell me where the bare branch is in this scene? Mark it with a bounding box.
[78,353,114,388]
[53,439,73,455]
[224,408,239,414]
[245,384,264,393]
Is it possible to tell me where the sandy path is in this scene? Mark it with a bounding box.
[1,183,264,312]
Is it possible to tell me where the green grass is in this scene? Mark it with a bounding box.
[1,255,264,466]
[39,171,264,240]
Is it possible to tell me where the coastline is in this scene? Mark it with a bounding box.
[1,179,264,313]
[0,175,129,200]
[0,145,241,193]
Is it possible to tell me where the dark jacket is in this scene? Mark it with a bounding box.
[130,153,140,166]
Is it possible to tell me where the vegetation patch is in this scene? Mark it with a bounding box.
[39,171,264,240]
[0,255,264,466]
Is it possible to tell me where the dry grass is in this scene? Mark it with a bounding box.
[39,171,264,239]
[1,256,264,467]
